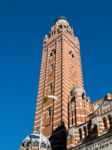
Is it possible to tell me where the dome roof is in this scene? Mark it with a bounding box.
[21,133,51,150]
[55,16,68,22]
[71,86,85,97]
[54,16,69,25]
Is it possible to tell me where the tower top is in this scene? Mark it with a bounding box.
[44,16,75,42]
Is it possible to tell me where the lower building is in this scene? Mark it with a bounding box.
[67,92,112,150]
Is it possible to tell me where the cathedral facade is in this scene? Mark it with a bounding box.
[20,17,112,150]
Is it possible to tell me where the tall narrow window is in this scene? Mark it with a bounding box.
[71,111,74,125]
[103,117,108,129]
[92,124,98,135]
[108,115,112,127]
[51,63,55,70]
[79,128,82,140]
[48,83,53,94]
[83,126,87,137]
[47,107,52,117]
[82,92,85,100]
[87,120,92,136]
[44,107,52,126]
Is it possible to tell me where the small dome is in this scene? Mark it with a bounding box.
[55,16,69,26]
[55,16,68,22]
[71,86,85,97]
[21,133,51,150]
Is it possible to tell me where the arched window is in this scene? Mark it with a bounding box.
[103,117,108,129]
[79,128,82,140]
[108,114,112,127]
[82,92,85,100]
[83,126,87,137]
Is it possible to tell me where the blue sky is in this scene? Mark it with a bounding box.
[0,0,112,149]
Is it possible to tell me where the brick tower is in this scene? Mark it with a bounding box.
[20,17,112,150]
[33,16,91,149]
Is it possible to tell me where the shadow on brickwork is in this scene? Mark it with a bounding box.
[83,120,98,143]
[108,125,112,132]
[49,122,67,150]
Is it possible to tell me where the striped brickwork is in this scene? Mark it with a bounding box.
[34,17,85,139]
